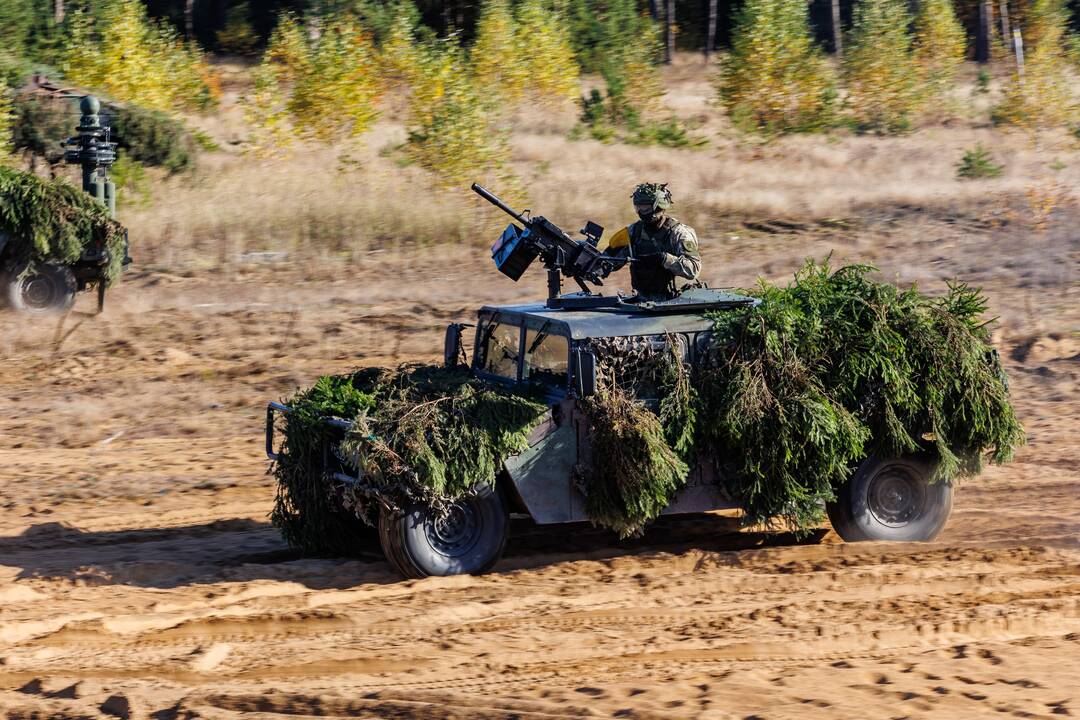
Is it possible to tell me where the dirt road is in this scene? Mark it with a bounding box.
[0,206,1077,718]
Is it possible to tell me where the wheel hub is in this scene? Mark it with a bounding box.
[867,466,925,527]
[22,273,57,309]
[426,501,481,556]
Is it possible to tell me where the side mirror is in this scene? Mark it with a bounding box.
[444,323,467,368]
[575,349,597,397]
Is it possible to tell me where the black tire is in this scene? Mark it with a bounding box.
[827,454,953,542]
[4,262,77,314]
[378,484,509,579]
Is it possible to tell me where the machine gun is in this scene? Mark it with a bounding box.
[473,183,627,309]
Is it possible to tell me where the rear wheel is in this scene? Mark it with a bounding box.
[378,484,509,578]
[4,262,77,314]
[827,454,953,542]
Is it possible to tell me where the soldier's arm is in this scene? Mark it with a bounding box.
[661,226,701,280]
[601,226,632,261]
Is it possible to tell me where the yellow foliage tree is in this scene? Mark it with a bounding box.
[913,0,966,108]
[718,0,837,133]
[472,0,528,104]
[248,14,381,148]
[470,0,579,109]
[843,0,923,133]
[61,0,218,112]
[514,0,580,107]
[0,87,13,166]
[993,0,1078,129]
[407,47,512,188]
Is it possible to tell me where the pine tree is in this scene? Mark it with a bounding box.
[844,0,923,133]
[718,0,838,133]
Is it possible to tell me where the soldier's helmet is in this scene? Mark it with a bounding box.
[632,183,673,210]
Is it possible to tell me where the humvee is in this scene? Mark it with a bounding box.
[265,287,953,579]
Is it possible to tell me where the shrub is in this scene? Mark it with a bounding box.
[108,104,197,174]
[717,0,838,133]
[993,0,1078,129]
[9,95,69,168]
[61,0,219,112]
[914,0,967,107]
[956,144,1004,179]
[10,95,198,174]
[844,0,923,133]
[248,14,381,148]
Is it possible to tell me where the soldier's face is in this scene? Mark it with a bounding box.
[635,203,663,225]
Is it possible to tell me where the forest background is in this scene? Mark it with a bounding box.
[1,0,1079,274]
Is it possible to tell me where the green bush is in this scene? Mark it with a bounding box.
[956,144,1004,179]
[9,96,198,173]
[107,104,197,174]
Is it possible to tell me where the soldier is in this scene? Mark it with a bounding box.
[603,183,702,300]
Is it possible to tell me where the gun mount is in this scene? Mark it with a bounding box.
[472,183,626,309]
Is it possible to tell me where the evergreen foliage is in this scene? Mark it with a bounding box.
[9,96,198,173]
[0,166,128,285]
[270,262,1023,550]
[956,144,1004,178]
[61,0,219,112]
[271,365,547,555]
[563,0,655,73]
[698,261,1023,528]
[718,0,838,133]
[913,0,967,108]
[993,0,1079,129]
[108,104,197,173]
[843,0,923,133]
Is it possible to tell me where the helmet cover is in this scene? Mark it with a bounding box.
[631,183,673,210]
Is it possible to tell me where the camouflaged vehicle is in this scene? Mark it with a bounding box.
[266,287,954,578]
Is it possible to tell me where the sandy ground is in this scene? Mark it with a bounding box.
[0,202,1077,719]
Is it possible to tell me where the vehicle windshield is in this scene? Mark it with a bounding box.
[479,320,521,380]
[524,327,569,389]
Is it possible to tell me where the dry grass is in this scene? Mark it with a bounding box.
[104,52,1080,273]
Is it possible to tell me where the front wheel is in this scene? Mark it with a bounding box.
[378,484,509,579]
[827,455,953,542]
[4,262,77,314]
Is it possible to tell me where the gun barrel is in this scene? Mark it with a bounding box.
[472,183,526,224]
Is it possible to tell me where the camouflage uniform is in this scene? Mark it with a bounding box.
[603,184,702,299]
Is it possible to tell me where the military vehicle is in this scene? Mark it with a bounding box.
[265,185,952,578]
[1,95,128,314]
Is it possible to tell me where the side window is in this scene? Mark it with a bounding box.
[524,329,569,388]
[481,322,521,380]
